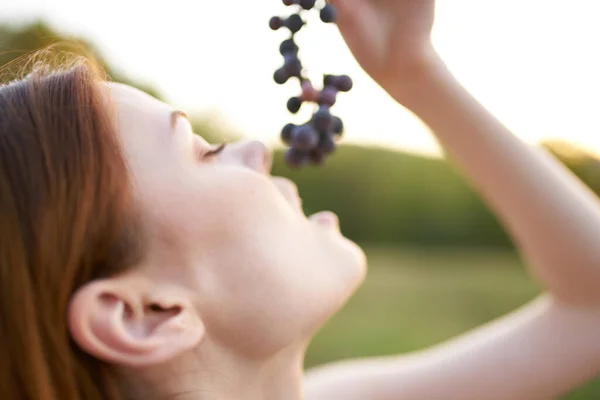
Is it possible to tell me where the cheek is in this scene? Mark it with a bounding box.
[140,165,365,353]
[122,124,177,178]
[189,168,299,237]
[141,165,305,277]
[178,173,315,342]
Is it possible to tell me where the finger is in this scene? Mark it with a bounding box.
[327,0,373,49]
[327,0,367,31]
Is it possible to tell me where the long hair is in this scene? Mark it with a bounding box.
[0,47,145,399]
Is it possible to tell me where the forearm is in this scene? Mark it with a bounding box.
[390,56,600,305]
[304,297,600,400]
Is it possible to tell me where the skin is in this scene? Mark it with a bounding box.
[67,83,366,399]
[303,0,600,399]
[66,0,600,398]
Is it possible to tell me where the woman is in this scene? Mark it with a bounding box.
[1,0,600,399]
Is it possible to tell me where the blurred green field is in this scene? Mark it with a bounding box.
[305,246,600,399]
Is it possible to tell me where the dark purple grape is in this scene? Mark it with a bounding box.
[287,96,302,113]
[280,38,299,56]
[309,150,325,165]
[335,75,353,92]
[319,87,337,106]
[312,106,333,132]
[323,75,354,92]
[274,68,290,84]
[283,55,302,77]
[292,125,319,150]
[320,4,336,23]
[269,17,284,31]
[285,148,309,168]
[300,0,316,10]
[330,116,344,135]
[317,133,336,154]
[323,74,335,87]
[271,1,351,167]
[286,14,304,33]
[283,53,296,63]
[281,123,296,145]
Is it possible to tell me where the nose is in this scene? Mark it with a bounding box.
[220,139,273,174]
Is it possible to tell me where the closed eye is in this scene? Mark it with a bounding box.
[203,143,227,158]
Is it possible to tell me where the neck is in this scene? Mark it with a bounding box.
[129,337,307,400]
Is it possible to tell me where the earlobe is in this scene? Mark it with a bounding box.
[67,279,204,368]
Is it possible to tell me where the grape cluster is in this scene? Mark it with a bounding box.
[270,0,353,168]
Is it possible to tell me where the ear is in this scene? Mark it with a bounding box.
[67,277,205,368]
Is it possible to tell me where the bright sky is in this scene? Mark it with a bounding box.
[1,1,599,157]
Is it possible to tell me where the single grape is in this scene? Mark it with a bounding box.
[281,123,296,145]
[312,106,333,132]
[317,133,336,154]
[286,14,304,33]
[292,125,319,150]
[269,16,283,31]
[335,75,353,92]
[280,38,299,56]
[320,4,336,23]
[319,87,337,107]
[287,97,302,113]
[330,116,344,135]
[282,0,296,5]
[274,68,290,84]
[283,55,302,77]
[300,0,316,10]
[285,147,309,168]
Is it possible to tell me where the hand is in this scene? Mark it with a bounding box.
[329,0,438,91]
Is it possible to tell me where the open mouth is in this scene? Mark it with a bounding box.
[271,177,339,227]
[271,176,304,214]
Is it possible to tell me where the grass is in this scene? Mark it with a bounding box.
[304,246,600,399]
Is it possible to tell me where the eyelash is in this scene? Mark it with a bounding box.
[203,143,227,158]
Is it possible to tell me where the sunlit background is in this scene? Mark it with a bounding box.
[2,1,600,398]
[3,0,600,156]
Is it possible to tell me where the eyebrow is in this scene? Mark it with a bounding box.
[170,110,189,129]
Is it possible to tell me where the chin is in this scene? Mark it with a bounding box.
[335,220,367,269]
[307,244,367,337]
[309,212,366,268]
[330,235,368,302]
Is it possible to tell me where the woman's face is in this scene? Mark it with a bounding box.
[107,83,366,355]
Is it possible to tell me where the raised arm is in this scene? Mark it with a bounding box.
[304,296,600,399]
[393,59,600,305]
[304,56,600,400]
[304,1,600,398]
